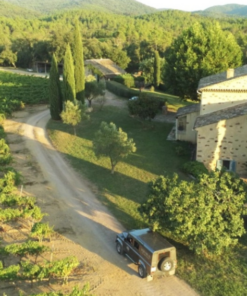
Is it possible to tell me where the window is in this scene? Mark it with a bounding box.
[216,160,236,172]
[178,116,187,132]
[134,241,139,250]
[127,235,133,244]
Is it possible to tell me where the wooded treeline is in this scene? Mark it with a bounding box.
[1,9,247,74]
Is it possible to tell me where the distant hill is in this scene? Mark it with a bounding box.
[1,0,156,15]
[193,4,247,18]
[155,4,247,18]
[0,0,40,18]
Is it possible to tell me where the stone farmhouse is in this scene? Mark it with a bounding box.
[175,65,247,175]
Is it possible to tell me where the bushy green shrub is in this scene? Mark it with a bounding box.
[0,114,5,125]
[112,74,135,88]
[0,126,6,139]
[175,142,191,156]
[0,139,12,165]
[106,80,138,98]
[182,161,208,178]
[0,167,23,185]
[128,94,160,120]
[106,81,166,110]
[0,97,24,116]
[30,222,54,243]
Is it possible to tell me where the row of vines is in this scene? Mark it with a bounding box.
[0,79,93,295]
[0,71,49,115]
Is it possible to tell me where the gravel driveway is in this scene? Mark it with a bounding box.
[9,107,198,296]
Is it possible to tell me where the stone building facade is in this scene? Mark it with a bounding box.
[175,65,247,174]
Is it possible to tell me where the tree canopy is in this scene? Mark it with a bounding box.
[49,54,62,120]
[63,44,75,102]
[139,171,246,256]
[60,100,89,135]
[72,20,85,103]
[163,22,243,100]
[85,81,105,107]
[93,122,136,174]
[128,93,161,121]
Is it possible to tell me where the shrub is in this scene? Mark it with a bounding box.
[0,167,23,185]
[0,139,12,165]
[0,114,5,125]
[128,94,160,120]
[175,142,190,156]
[106,80,138,98]
[0,126,6,139]
[182,161,208,178]
[0,171,16,193]
[112,74,135,88]
[106,81,166,110]
[30,222,54,243]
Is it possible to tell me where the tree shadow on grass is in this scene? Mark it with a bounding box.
[48,112,189,179]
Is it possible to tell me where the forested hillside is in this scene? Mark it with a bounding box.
[2,0,156,15]
[0,7,247,82]
[0,0,40,18]
[204,4,247,17]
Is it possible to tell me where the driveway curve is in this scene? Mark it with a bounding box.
[12,106,198,296]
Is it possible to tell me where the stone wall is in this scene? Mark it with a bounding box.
[200,76,247,115]
[195,114,247,175]
[176,111,199,143]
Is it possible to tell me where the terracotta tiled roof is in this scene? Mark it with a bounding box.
[198,65,247,90]
[194,103,247,129]
[176,103,200,117]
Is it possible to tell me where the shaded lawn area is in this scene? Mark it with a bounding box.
[131,87,197,112]
[47,105,189,229]
[47,105,247,296]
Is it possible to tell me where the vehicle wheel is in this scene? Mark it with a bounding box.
[116,242,123,255]
[159,258,173,272]
[138,264,147,278]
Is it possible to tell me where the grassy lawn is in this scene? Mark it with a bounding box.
[131,87,196,112]
[47,104,247,296]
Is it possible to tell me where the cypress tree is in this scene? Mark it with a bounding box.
[63,44,75,102]
[72,20,85,103]
[154,50,160,88]
[49,54,62,120]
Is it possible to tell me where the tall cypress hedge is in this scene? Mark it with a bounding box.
[63,44,75,102]
[72,20,85,103]
[49,54,62,120]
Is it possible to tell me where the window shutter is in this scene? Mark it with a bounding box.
[230,160,236,172]
[216,160,223,171]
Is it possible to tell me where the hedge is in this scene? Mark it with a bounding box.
[106,80,166,109]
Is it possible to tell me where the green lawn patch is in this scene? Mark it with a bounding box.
[106,80,197,113]
[48,105,189,228]
[47,104,247,296]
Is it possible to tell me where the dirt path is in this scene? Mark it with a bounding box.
[2,103,195,295]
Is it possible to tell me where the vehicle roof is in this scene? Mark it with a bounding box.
[128,228,174,253]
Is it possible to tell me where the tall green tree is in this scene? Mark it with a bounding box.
[60,101,89,135]
[63,44,75,102]
[72,20,85,103]
[93,122,136,174]
[139,171,246,256]
[154,50,160,88]
[49,54,62,120]
[85,81,105,107]
[164,22,243,100]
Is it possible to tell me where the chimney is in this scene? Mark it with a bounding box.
[226,68,234,79]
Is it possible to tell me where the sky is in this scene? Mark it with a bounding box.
[136,0,247,12]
